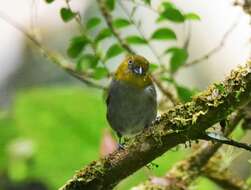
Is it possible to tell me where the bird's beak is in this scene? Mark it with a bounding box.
[134,66,144,75]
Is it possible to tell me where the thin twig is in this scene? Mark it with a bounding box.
[65,0,82,27]
[185,16,240,67]
[98,0,177,104]
[96,0,135,54]
[151,75,179,105]
[183,22,192,50]
[118,0,164,66]
[64,0,110,74]
[123,0,159,14]
[118,0,178,105]
[0,11,106,90]
[201,132,251,152]
[203,163,250,190]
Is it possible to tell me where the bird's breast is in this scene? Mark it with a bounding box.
[106,79,157,136]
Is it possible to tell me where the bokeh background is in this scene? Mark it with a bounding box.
[0,0,250,189]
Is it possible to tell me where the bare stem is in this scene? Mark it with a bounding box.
[96,0,135,54]
[123,0,159,14]
[64,0,110,74]
[118,0,164,66]
[0,10,106,90]
[185,16,240,67]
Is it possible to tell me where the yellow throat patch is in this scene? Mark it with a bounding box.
[114,55,152,88]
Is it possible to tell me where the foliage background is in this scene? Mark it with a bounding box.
[0,0,250,189]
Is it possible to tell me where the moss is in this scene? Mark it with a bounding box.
[75,160,105,183]
[61,62,251,190]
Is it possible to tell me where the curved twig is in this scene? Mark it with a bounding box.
[185,16,240,67]
[0,11,106,90]
[96,0,135,54]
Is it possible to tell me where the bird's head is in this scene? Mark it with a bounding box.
[114,55,152,88]
[126,55,149,76]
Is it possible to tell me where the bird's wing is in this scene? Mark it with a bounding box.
[106,91,110,105]
[105,80,115,106]
[144,84,157,101]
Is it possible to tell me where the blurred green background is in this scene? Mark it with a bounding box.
[0,0,250,189]
[0,87,220,190]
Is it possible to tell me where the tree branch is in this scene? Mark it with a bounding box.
[118,0,178,105]
[123,0,159,14]
[0,11,106,90]
[64,0,110,74]
[132,109,247,189]
[118,0,164,66]
[201,132,251,152]
[96,0,135,54]
[203,163,250,190]
[60,61,251,190]
[151,75,180,105]
[185,16,239,67]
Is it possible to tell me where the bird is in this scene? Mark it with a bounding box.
[106,55,157,145]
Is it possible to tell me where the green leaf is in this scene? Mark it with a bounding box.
[125,36,147,45]
[106,44,124,60]
[105,0,115,11]
[92,67,109,79]
[67,36,89,58]
[161,76,175,83]
[232,124,245,140]
[151,28,176,40]
[113,18,131,29]
[76,54,99,71]
[161,2,176,9]
[45,0,54,3]
[143,0,151,5]
[13,87,108,188]
[166,47,188,73]
[86,17,101,30]
[0,117,16,170]
[60,8,77,22]
[149,64,159,72]
[175,84,195,102]
[185,13,201,21]
[158,7,185,23]
[95,28,112,43]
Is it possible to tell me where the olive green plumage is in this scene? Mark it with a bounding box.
[106,55,157,138]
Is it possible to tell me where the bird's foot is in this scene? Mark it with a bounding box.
[117,143,125,150]
[117,136,125,150]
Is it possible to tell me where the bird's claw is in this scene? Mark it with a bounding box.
[117,143,125,150]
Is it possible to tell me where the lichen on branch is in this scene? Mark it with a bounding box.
[133,108,247,190]
[60,61,251,190]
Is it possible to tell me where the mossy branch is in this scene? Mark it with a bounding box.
[60,61,251,190]
[132,109,246,190]
[203,161,250,190]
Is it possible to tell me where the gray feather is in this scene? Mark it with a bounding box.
[106,79,157,136]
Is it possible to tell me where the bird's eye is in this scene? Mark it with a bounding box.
[128,60,133,65]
